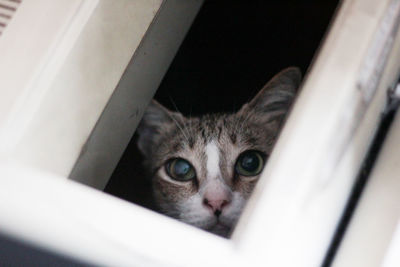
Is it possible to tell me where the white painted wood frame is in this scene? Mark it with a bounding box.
[332,19,400,266]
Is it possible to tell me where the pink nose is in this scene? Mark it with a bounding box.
[203,194,231,216]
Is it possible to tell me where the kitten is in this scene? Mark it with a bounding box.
[136,67,301,237]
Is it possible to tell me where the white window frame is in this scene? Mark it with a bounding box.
[0,0,399,266]
[332,28,400,267]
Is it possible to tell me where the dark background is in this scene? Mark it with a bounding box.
[154,0,340,115]
[105,0,340,208]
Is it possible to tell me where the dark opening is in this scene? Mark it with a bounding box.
[105,0,339,214]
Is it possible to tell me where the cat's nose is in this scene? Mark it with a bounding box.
[203,195,231,216]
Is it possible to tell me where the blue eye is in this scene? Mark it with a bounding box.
[166,158,196,181]
[235,150,265,176]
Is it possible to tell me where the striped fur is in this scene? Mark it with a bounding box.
[137,67,301,237]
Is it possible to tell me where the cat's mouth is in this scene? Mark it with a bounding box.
[207,221,232,237]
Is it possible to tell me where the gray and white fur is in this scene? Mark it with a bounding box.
[136,67,301,237]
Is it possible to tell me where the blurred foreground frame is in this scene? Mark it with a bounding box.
[0,0,400,267]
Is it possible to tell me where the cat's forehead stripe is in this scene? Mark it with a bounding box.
[205,141,221,179]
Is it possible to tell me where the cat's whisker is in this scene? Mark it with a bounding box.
[188,108,196,143]
[188,119,193,143]
[169,114,190,144]
[182,119,193,145]
[169,97,192,142]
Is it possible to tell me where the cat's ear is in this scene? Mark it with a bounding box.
[238,67,301,128]
[136,100,184,157]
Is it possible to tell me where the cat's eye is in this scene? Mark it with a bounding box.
[166,158,196,181]
[235,150,265,177]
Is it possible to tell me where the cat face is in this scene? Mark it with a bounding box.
[137,67,301,237]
